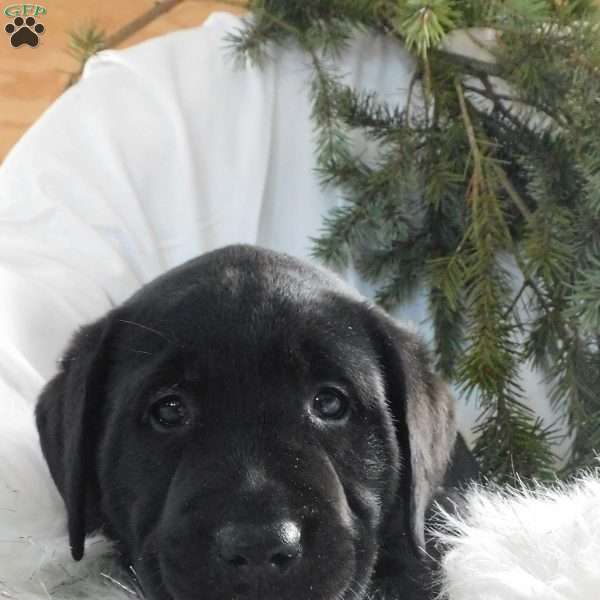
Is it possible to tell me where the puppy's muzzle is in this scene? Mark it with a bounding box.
[216,519,303,578]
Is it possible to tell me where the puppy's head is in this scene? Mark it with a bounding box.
[36,245,455,600]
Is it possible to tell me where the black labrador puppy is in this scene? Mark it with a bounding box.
[36,245,476,600]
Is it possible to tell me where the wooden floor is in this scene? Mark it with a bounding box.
[0,1,243,160]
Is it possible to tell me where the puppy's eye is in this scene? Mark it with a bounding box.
[312,388,349,421]
[149,394,190,430]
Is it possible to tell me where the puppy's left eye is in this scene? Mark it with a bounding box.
[312,388,350,421]
[149,393,190,430]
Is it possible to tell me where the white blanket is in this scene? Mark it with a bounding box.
[0,12,571,598]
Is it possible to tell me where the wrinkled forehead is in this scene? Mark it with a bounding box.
[112,255,382,399]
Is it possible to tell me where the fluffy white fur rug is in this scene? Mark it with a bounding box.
[0,404,136,600]
[435,474,600,600]
[0,535,134,600]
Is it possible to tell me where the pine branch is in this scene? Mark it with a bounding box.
[229,0,600,480]
[455,79,483,198]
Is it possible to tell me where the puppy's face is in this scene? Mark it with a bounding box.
[36,246,456,600]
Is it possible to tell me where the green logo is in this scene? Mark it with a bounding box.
[3,4,46,17]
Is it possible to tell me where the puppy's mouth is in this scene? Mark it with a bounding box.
[131,552,364,600]
[144,583,366,600]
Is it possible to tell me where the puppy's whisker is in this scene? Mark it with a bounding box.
[100,572,137,596]
[126,348,155,356]
[344,578,369,600]
[118,319,176,344]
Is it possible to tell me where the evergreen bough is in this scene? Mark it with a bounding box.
[230,0,600,482]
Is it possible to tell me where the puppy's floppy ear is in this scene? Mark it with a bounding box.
[35,313,114,561]
[371,309,456,552]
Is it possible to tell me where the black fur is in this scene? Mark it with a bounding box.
[36,245,477,600]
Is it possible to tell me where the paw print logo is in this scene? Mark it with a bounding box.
[5,16,45,48]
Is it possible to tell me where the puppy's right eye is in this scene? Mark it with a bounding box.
[149,393,190,430]
[312,388,350,421]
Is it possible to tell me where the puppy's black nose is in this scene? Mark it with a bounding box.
[216,520,302,573]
